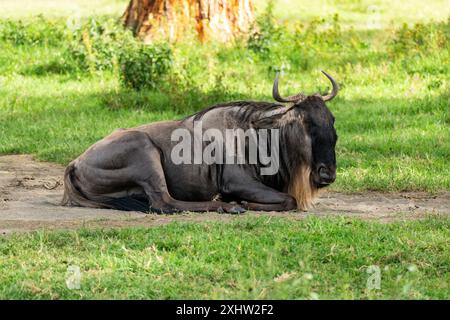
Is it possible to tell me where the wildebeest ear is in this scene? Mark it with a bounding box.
[251,111,287,129]
[252,107,306,129]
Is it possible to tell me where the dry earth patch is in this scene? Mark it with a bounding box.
[0,155,448,234]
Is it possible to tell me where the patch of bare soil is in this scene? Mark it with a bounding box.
[0,155,449,235]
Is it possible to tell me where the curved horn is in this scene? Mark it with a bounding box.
[272,72,306,103]
[321,70,339,102]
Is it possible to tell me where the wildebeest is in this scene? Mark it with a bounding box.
[62,71,338,213]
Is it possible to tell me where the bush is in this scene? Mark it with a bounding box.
[67,17,136,73]
[66,17,172,89]
[119,42,172,90]
[247,0,282,56]
[246,6,359,73]
[0,16,65,46]
[390,20,449,56]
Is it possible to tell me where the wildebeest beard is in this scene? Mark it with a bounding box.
[276,117,318,211]
[191,100,319,210]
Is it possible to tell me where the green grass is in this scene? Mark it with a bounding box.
[0,1,448,300]
[1,0,448,27]
[0,217,448,299]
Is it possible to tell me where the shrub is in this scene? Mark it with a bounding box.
[247,0,282,56]
[390,20,449,56]
[119,42,172,90]
[0,16,65,46]
[67,17,136,73]
[65,17,173,88]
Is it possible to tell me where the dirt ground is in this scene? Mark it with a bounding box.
[0,154,449,235]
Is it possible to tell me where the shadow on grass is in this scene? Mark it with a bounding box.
[99,84,252,116]
[2,85,447,146]
[20,60,79,77]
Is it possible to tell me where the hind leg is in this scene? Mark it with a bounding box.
[74,130,244,214]
[133,139,245,214]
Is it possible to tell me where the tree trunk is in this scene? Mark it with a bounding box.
[122,0,254,43]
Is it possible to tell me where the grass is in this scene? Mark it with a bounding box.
[0,1,448,300]
[1,0,448,26]
[0,216,448,299]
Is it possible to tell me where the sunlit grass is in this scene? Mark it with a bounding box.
[0,0,128,19]
[254,0,449,28]
[0,217,448,299]
[1,0,448,28]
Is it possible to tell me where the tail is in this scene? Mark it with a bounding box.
[61,161,104,209]
[62,161,149,212]
[102,195,150,212]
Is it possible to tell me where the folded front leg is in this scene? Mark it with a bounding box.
[221,173,297,212]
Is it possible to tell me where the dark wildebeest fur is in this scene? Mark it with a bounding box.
[62,72,338,213]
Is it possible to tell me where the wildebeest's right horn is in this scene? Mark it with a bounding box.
[272,72,307,104]
[321,71,339,102]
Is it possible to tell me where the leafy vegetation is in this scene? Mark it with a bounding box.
[0,15,66,46]
[119,42,172,90]
[67,17,134,73]
[0,217,448,299]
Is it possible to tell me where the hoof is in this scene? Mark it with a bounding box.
[148,206,178,214]
[228,206,246,215]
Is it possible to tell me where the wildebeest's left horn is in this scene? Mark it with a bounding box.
[272,72,306,103]
[321,71,339,102]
